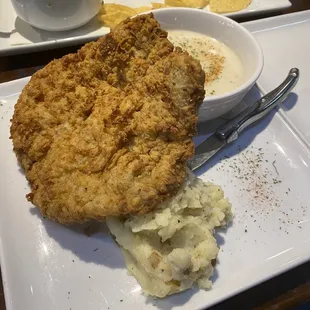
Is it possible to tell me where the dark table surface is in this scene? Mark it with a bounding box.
[1,1,310,310]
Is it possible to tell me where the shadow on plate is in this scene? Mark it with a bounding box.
[30,207,126,269]
[280,92,298,111]
[0,33,10,39]
[215,222,232,248]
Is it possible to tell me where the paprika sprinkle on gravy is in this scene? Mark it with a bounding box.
[168,30,244,96]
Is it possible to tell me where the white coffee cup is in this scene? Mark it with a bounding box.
[11,0,101,31]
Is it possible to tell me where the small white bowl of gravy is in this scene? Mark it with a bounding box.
[153,8,264,121]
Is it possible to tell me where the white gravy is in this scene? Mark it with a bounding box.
[168,30,244,96]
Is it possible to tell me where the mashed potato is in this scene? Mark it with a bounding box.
[106,171,232,298]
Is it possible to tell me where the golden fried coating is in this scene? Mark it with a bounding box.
[10,14,205,224]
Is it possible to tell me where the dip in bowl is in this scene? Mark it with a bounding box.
[153,8,264,121]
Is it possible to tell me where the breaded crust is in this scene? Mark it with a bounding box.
[10,14,205,224]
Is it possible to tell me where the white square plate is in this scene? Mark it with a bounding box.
[1,74,310,309]
[0,0,291,56]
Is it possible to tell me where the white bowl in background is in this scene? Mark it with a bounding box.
[11,0,101,32]
[153,8,264,121]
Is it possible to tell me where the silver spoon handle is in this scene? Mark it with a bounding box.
[215,68,300,143]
